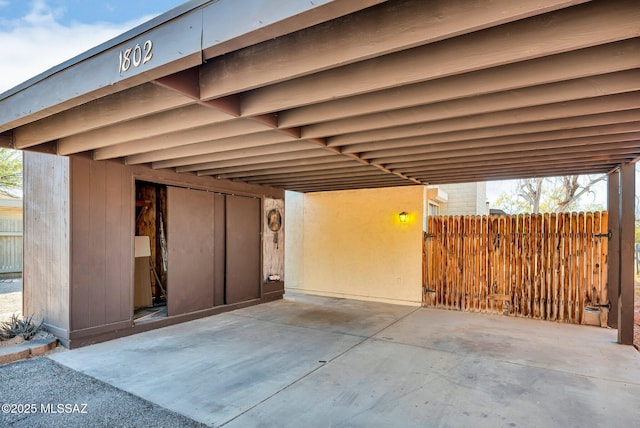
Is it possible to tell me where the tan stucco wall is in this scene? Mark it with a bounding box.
[284,190,304,288]
[285,186,424,305]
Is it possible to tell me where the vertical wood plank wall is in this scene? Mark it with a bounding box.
[23,152,70,332]
[24,153,282,343]
[70,156,132,331]
[226,195,261,305]
[167,186,215,316]
[425,213,609,325]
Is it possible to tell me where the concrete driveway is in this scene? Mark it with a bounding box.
[50,292,640,427]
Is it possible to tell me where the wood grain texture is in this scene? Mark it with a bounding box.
[167,186,215,316]
[226,195,261,305]
[23,152,70,332]
[70,156,133,330]
[424,212,608,326]
[263,198,284,283]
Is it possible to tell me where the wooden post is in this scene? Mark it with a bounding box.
[607,170,620,329]
[618,162,635,345]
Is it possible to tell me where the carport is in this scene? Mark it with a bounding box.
[0,0,638,345]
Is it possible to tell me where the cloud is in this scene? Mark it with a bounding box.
[0,1,152,94]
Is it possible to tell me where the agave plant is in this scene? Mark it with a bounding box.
[0,314,43,341]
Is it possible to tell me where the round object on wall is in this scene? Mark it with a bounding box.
[267,208,282,232]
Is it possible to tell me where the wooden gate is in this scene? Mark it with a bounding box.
[424,212,608,325]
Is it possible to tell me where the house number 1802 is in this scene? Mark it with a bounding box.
[118,40,153,73]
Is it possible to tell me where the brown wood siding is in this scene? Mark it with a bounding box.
[70,156,133,331]
[23,152,70,332]
[225,195,261,304]
[167,186,215,316]
[61,155,281,339]
[213,193,226,306]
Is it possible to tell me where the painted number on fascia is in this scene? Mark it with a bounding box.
[118,40,153,74]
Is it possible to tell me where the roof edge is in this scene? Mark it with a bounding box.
[0,0,210,101]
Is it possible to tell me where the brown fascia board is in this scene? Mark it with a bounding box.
[0,0,378,133]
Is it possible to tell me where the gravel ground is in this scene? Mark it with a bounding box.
[0,358,207,428]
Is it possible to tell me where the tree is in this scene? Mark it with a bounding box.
[554,175,606,212]
[517,177,544,214]
[0,148,22,197]
[494,174,606,214]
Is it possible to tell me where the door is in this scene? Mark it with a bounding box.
[167,186,215,316]
[225,195,261,304]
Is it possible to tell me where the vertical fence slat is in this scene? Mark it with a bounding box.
[463,216,471,311]
[577,212,585,323]
[543,213,552,320]
[563,214,572,321]
[568,213,576,323]
[482,216,489,311]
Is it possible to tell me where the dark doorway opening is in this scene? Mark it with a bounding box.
[133,181,168,324]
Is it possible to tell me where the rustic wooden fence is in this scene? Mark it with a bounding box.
[424,212,608,326]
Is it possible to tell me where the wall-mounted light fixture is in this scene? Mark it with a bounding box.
[399,211,408,223]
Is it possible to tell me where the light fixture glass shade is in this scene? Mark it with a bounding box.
[399,211,408,223]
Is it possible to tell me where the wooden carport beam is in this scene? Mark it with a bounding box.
[279,42,640,128]
[392,147,640,174]
[125,130,297,165]
[218,164,373,180]
[367,132,640,164]
[239,0,640,116]
[288,181,418,193]
[337,151,422,185]
[196,155,350,176]
[198,0,591,100]
[412,160,624,180]
[335,109,640,151]
[313,92,640,142]
[179,149,336,171]
[420,166,615,185]
[344,120,640,156]
[60,105,235,157]
[13,84,196,150]
[0,132,11,148]
[324,70,640,149]
[154,67,200,100]
[147,141,321,169]
[94,119,272,160]
[246,169,392,185]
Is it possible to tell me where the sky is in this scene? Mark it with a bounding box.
[0,0,186,93]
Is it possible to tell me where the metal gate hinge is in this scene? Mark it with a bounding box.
[591,301,611,310]
[594,230,612,240]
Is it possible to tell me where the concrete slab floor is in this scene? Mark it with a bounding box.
[49,292,640,427]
